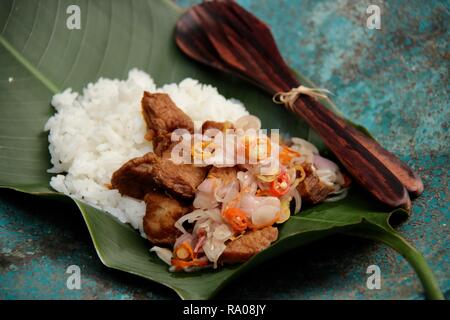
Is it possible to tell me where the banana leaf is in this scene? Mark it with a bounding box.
[0,0,443,299]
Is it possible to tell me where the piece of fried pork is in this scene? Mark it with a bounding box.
[219,226,278,264]
[111,152,207,200]
[141,91,194,141]
[143,192,190,245]
[296,164,334,204]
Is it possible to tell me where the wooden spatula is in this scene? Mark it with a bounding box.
[175,0,423,209]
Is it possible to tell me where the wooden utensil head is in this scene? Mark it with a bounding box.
[175,0,299,94]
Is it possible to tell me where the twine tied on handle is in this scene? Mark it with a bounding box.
[272,85,332,110]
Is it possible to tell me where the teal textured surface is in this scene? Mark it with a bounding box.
[0,0,448,299]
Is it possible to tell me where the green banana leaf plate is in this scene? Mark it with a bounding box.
[0,0,443,299]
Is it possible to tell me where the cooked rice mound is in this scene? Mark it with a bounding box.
[45,69,248,236]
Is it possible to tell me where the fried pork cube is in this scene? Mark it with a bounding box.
[143,192,189,245]
[141,92,194,141]
[219,226,278,264]
[152,132,175,158]
[111,152,208,200]
[296,164,334,204]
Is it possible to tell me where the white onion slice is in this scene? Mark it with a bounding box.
[214,180,239,203]
[316,169,336,187]
[291,137,319,154]
[292,188,302,214]
[234,115,261,131]
[174,232,194,249]
[324,188,348,202]
[213,224,233,241]
[203,238,227,269]
[150,246,172,266]
[174,209,209,233]
[206,209,223,223]
[314,154,339,172]
[193,191,219,209]
[252,205,278,226]
[197,178,216,192]
[239,193,259,217]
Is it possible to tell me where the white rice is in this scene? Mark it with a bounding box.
[45,69,248,236]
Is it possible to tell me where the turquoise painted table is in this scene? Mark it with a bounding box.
[0,0,448,299]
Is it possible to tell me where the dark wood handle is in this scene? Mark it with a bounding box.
[341,118,423,197]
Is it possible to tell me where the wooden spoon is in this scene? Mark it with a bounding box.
[175,0,423,208]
